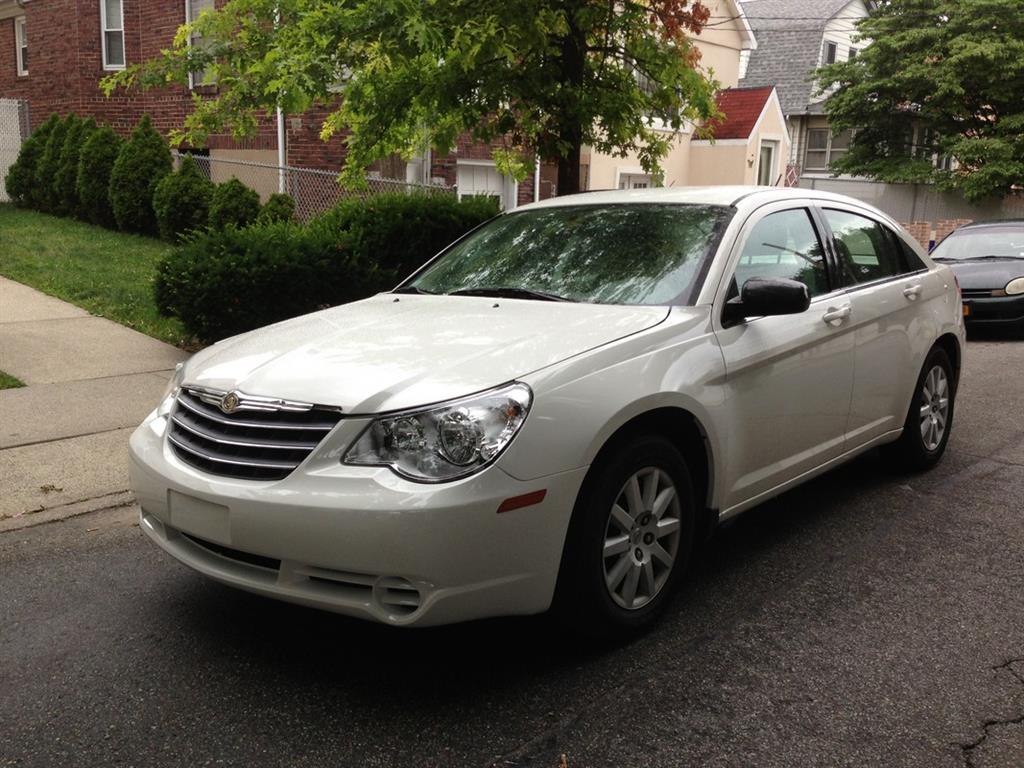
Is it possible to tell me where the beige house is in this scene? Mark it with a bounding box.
[585,0,791,192]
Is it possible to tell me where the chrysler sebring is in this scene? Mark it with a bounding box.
[129,187,965,633]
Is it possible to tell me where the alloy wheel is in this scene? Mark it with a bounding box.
[602,467,682,610]
[919,364,950,451]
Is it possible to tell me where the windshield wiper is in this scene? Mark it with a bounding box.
[448,286,575,302]
[391,286,438,295]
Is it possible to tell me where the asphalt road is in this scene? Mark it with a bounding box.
[2,335,1022,768]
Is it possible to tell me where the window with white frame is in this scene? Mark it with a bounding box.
[186,0,215,87]
[101,0,125,70]
[15,17,27,76]
[804,127,850,171]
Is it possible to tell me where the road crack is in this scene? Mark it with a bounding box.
[959,659,1024,768]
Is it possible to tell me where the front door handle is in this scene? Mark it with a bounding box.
[822,304,852,326]
[903,283,923,300]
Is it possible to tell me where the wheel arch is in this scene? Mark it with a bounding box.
[934,332,962,391]
[587,405,718,540]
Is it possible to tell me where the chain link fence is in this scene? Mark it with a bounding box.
[0,99,31,202]
[173,152,455,221]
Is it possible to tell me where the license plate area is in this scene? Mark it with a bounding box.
[168,490,231,545]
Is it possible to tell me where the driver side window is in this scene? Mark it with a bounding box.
[731,208,829,299]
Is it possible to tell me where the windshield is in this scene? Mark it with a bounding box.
[930,224,1024,260]
[406,204,734,305]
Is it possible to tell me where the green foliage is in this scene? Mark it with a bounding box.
[56,117,96,218]
[154,191,493,341]
[110,114,173,235]
[153,155,214,241]
[818,0,1024,202]
[154,222,370,342]
[77,126,124,229]
[103,0,720,195]
[208,177,261,230]
[313,192,499,282]
[4,114,59,208]
[34,113,73,212]
[256,192,296,224]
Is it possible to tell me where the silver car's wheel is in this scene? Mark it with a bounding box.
[919,365,949,451]
[602,467,682,610]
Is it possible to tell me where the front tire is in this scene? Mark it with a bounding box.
[553,435,696,637]
[885,345,956,472]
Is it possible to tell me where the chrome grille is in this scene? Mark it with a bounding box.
[168,387,342,481]
[961,288,995,298]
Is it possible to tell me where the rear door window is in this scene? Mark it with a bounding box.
[823,209,904,285]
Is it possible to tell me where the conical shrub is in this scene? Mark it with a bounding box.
[34,113,73,212]
[55,117,96,217]
[109,114,173,235]
[153,155,214,241]
[77,125,124,229]
[4,114,59,208]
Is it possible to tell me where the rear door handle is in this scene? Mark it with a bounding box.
[903,283,923,300]
[822,304,852,325]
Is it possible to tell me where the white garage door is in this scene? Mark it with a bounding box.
[457,161,515,210]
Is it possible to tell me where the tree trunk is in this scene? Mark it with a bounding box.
[555,21,586,197]
[556,141,582,196]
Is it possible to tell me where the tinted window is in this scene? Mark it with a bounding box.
[732,208,829,298]
[410,204,733,305]
[824,209,904,284]
[892,232,928,272]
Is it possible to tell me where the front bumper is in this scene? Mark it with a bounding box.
[129,412,586,627]
[962,294,1024,326]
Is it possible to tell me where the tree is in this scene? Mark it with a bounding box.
[34,113,73,212]
[818,0,1024,202]
[103,0,720,195]
[56,117,96,218]
[109,114,173,234]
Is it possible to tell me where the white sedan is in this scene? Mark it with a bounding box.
[129,186,965,633]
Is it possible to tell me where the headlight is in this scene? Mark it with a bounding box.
[1006,277,1024,296]
[344,383,532,482]
[157,362,185,417]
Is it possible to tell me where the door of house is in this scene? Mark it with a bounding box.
[757,141,778,186]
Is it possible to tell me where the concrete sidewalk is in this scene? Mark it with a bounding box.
[0,277,187,529]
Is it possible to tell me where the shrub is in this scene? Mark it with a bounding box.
[153,155,214,242]
[55,117,96,218]
[256,192,296,224]
[110,114,173,235]
[208,178,262,231]
[313,192,499,283]
[33,113,73,212]
[77,126,124,229]
[4,114,59,208]
[154,222,375,342]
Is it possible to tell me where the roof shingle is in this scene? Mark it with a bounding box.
[710,86,776,140]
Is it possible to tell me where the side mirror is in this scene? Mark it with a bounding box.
[723,277,811,324]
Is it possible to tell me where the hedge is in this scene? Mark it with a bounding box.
[313,192,499,283]
[154,223,374,342]
[154,193,498,342]
[208,178,261,230]
[110,114,172,235]
[4,114,59,208]
[153,155,214,242]
[77,126,124,229]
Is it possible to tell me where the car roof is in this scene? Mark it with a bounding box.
[515,185,886,212]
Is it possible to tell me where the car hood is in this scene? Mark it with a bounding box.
[946,259,1024,290]
[183,294,670,413]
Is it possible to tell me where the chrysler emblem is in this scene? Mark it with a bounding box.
[220,392,240,413]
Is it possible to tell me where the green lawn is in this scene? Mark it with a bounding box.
[0,205,188,347]
[0,371,25,389]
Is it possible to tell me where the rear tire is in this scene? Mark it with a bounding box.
[884,345,956,472]
[552,435,696,638]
